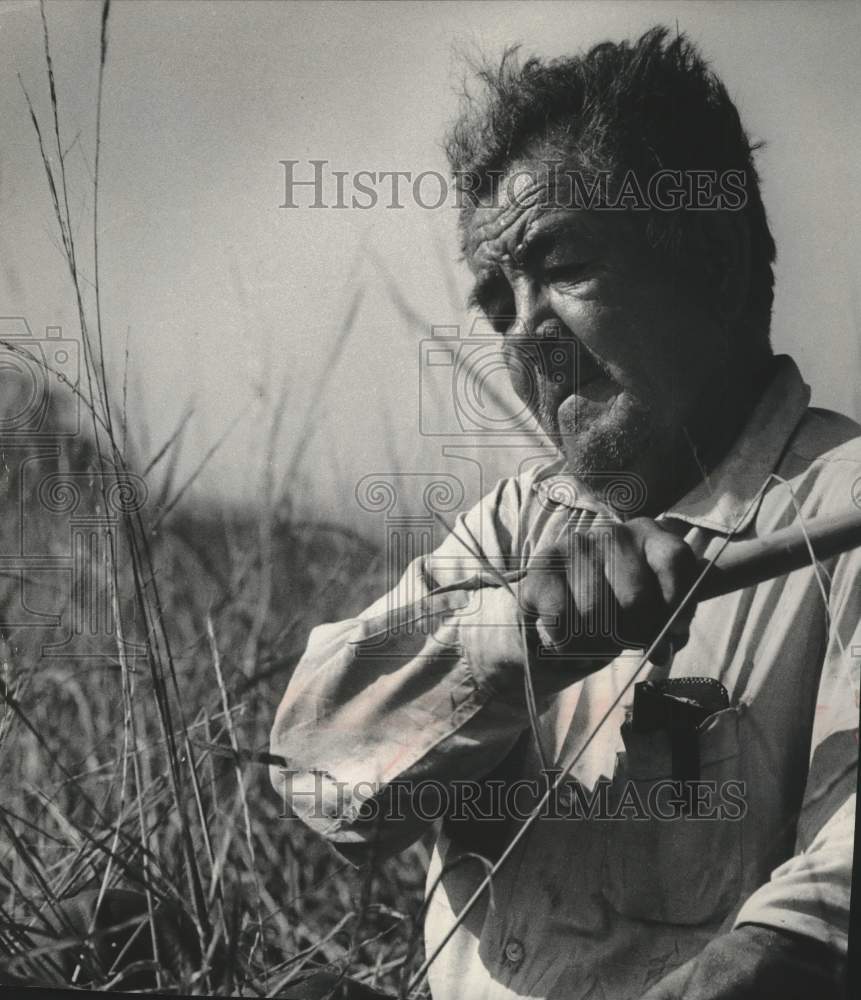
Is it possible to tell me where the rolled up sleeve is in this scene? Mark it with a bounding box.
[268,481,564,861]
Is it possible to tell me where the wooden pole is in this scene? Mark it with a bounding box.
[698,507,861,601]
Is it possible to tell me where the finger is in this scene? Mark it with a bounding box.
[651,628,689,667]
[593,523,665,648]
[639,521,700,609]
[517,547,570,646]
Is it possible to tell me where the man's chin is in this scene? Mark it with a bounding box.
[556,434,639,477]
[554,397,654,479]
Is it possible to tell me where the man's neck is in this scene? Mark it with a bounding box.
[639,351,777,518]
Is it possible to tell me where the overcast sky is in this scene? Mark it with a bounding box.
[2,0,859,528]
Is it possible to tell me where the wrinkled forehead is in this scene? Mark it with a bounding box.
[462,161,626,273]
[461,161,555,261]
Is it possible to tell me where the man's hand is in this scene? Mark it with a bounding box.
[517,517,699,662]
[638,924,847,1000]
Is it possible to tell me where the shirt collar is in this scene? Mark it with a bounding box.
[532,355,811,534]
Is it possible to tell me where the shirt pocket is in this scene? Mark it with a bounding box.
[600,705,744,926]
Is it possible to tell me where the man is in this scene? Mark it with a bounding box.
[271,28,856,999]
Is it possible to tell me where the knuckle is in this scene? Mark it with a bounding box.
[574,530,596,554]
[607,521,632,545]
[624,516,652,531]
[571,534,600,572]
[614,587,640,614]
[518,575,542,613]
[575,589,600,622]
[523,570,565,613]
[663,540,697,586]
[659,542,689,575]
[623,516,654,540]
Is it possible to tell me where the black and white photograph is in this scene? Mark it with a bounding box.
[0,2,859,998]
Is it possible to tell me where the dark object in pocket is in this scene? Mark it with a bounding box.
[629,677,730,783]
[603,695,744,925]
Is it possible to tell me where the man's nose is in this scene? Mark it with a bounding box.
[511,280,565,339]
[506,280,577,398]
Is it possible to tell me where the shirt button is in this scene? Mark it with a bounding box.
[504,939,524,964]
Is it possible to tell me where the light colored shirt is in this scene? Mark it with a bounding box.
[270,356,859,1000]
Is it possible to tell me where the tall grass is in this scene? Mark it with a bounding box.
[0,2,431,994]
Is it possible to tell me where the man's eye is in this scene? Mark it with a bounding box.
[543,262,594,284]
[478,298,516,334]
[488,313,515,335]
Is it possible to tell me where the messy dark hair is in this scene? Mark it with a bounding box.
[445,26,776,337]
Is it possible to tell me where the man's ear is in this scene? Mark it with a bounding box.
[692,210,751,324]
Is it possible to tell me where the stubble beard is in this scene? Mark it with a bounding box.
[552,391,657,479]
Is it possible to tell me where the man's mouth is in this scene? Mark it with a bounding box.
[573,353,618,401]
[549,367,621,445]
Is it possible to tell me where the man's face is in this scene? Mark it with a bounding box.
[464,161,732,484]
